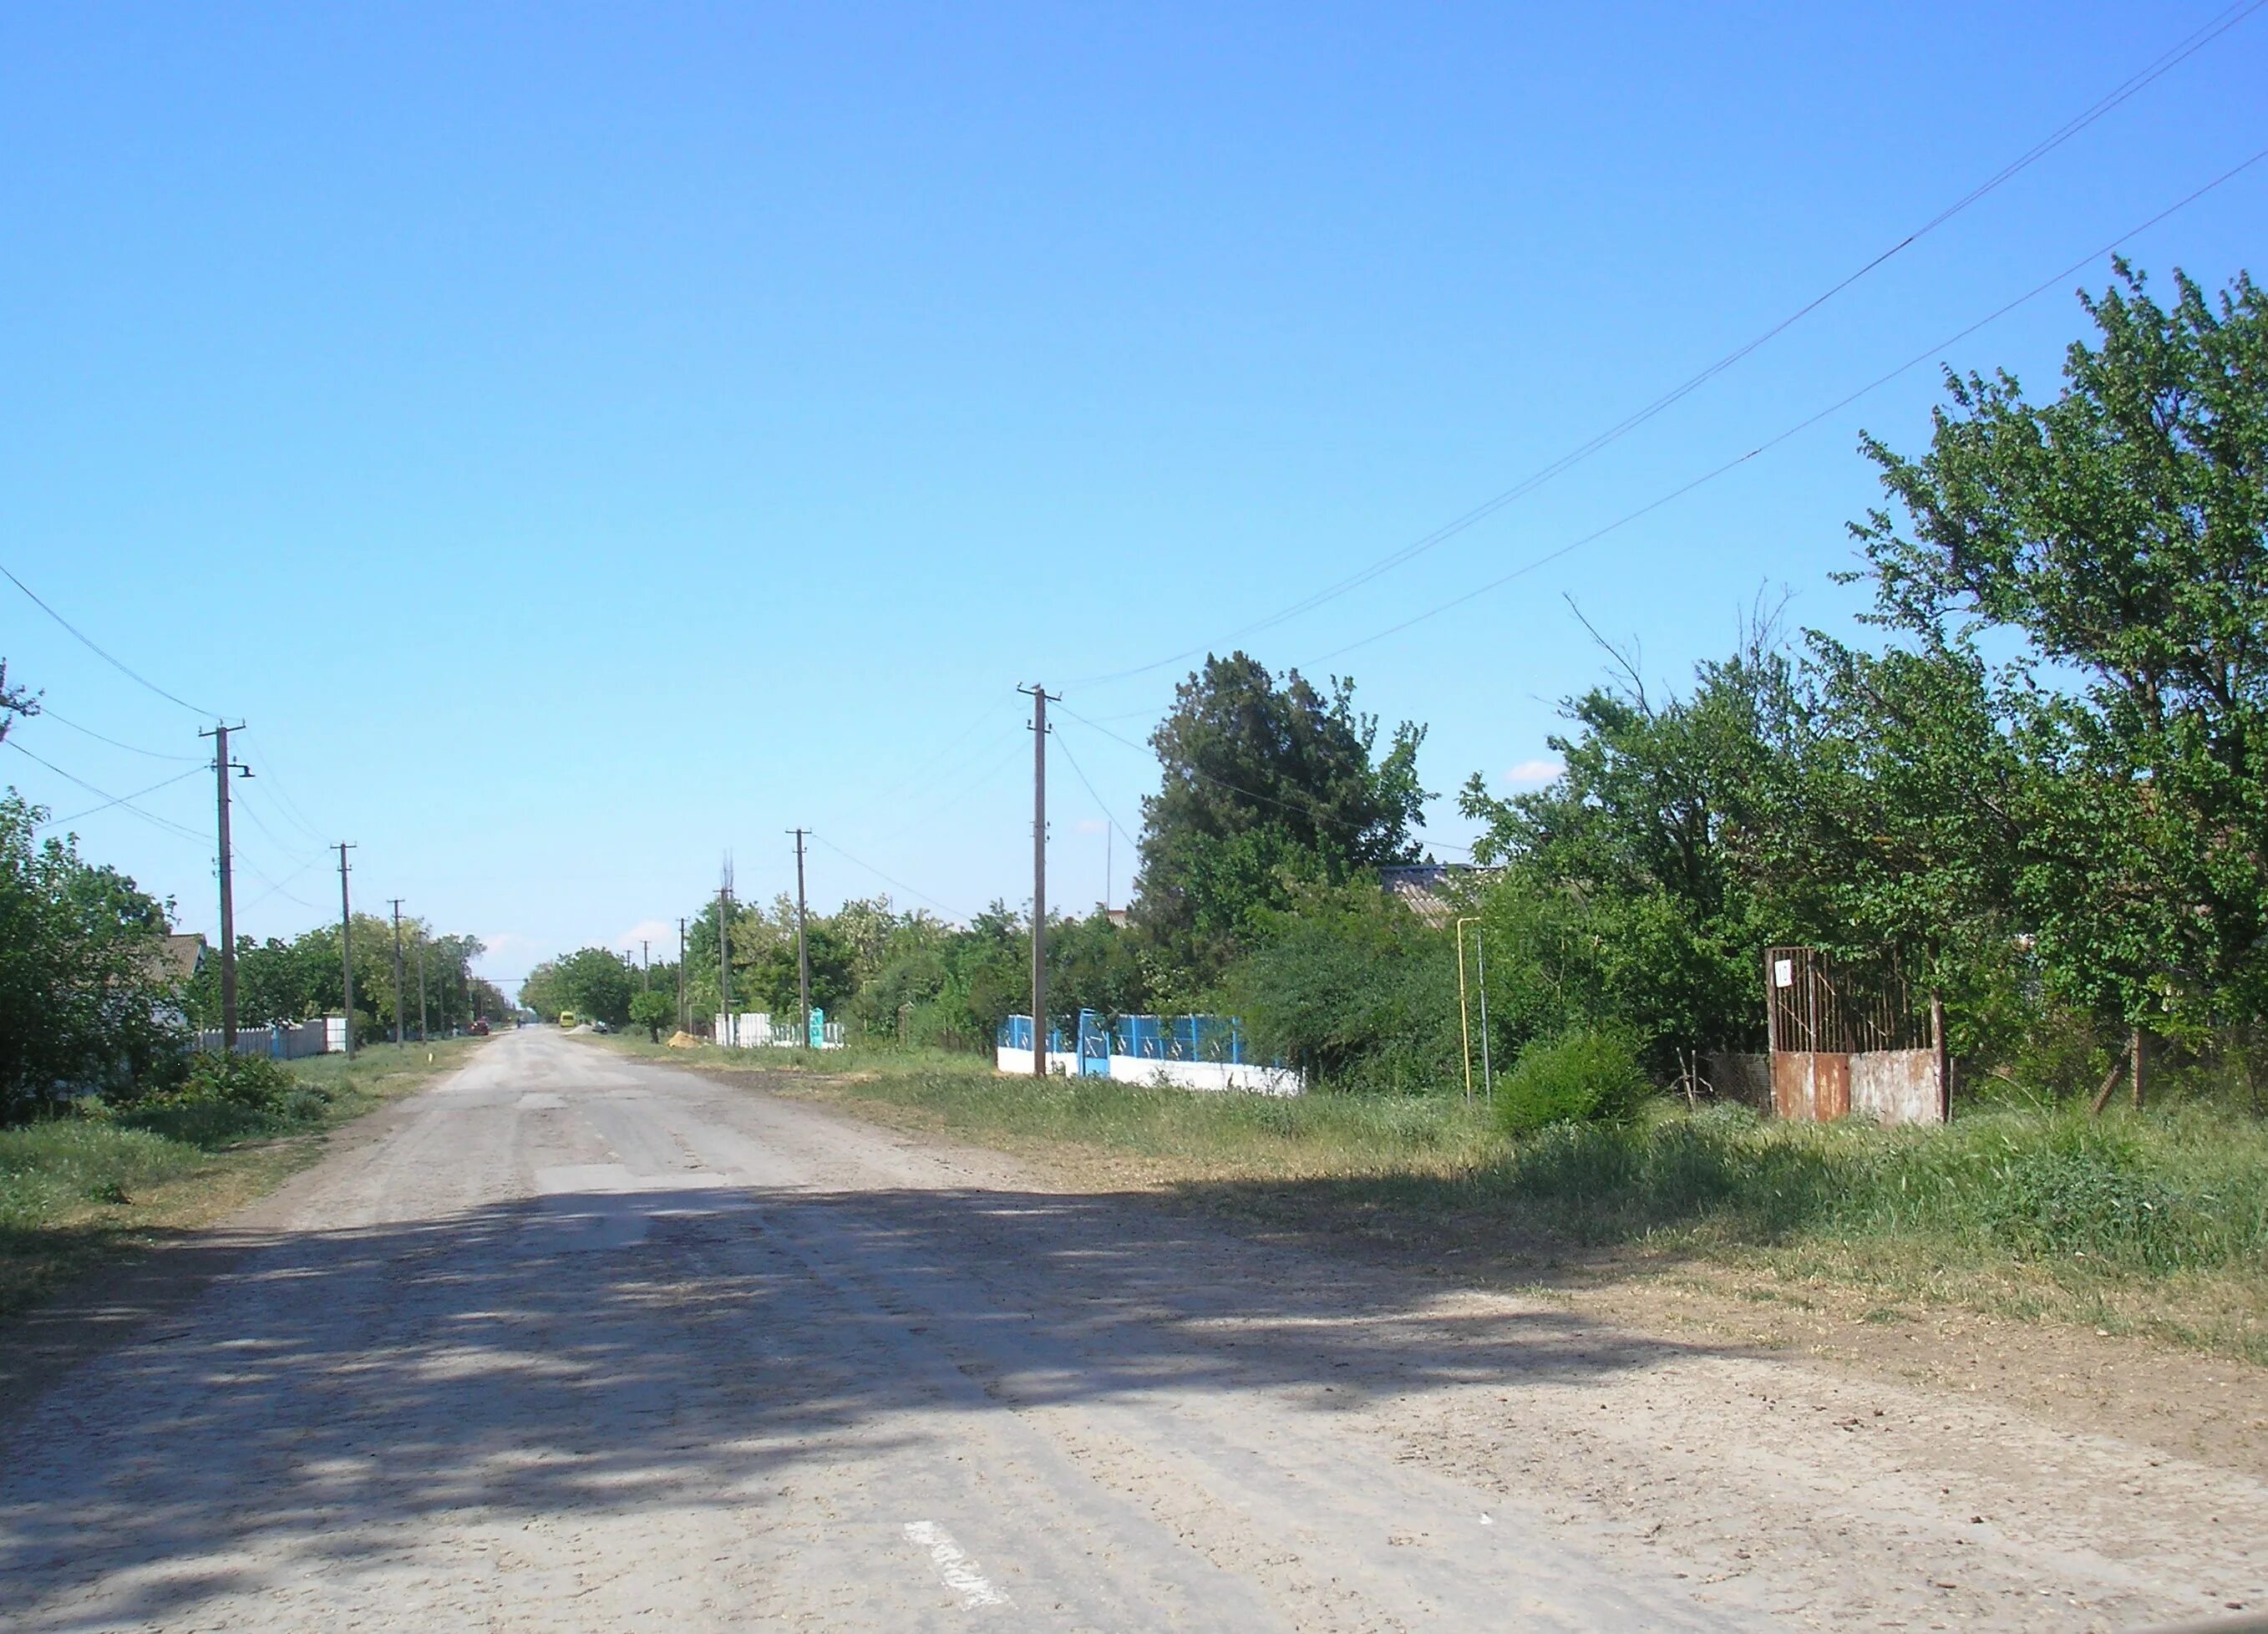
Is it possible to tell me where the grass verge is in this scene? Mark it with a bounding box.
[596,1033,2268,1365]
[0,1038,486,1318]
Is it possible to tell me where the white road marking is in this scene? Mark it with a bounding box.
[904,1520,1010,1608]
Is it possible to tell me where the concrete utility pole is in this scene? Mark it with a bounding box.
[642,940,651,992]
[417,935,429,1043]
[789,829,811,1047]
[336,843,358,1057]
[388,900,406,1047]
[677,916,688,1034]
[199,722,250,1051]
[1019,684,1057,1078]
[717,881,733,1046]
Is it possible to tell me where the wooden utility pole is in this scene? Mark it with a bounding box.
[717,880,733,1045]
[200,723,249,1051]
[1930,989,1951,1123]
[336,843,358,1057]
[789,829,812,1047]
[1019,684,1057,1078]
[388,900,406,1046]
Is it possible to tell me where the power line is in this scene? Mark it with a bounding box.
[1065,0,2267,688]
[232,728,330,843]
[1052,728,1139,853]
[0,561,216,718]
[4,738,206,844]
[1307,141,2268,666]
[1053,700,1347,828]
[35,766,204,830]
[868,725,1029,845]
[30,708,203,762]
[808,831,972,921]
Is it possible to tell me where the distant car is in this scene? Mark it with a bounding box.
[469,1017,490,1036]
[590,1020,611,1034]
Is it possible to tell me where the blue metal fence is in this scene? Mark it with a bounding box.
[998,1011,1291,1080]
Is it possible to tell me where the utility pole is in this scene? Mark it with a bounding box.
[199,722,250,1051]
[677,916,688,1035]
[789,829,812,1048]
[388,900,406,1047]
[417,934,429,1043]
[1018,684,1057,1078]
[717,876,733,1046]
[642,939,651,992]
[336,843,358,1058]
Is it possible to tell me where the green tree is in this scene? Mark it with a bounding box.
[1850,264,2268,1040]
[748,922,856,1017]
[627,990,675,1042]
[1459,628,1792,1059]
[1133,652,1428,988]
[0,791,181,1114]
[524,947,636,1028]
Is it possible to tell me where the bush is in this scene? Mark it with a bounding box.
[171,1052,300,1112]
[1496,1027,1652,1136]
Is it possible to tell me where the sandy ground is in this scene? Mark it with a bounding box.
[0,1028,2260,1631]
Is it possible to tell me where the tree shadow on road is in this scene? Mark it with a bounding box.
[0,1179,1743,1627]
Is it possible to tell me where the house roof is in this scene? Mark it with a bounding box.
[155,933,207,984]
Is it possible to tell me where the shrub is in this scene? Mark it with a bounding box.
[170,1052,301,1112]
[1497,1027,1653,1136]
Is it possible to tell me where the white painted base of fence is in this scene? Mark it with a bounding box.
[992,1047,1080,1077]
[992,1048,1302,1095]
[1106,1056,1303,1096]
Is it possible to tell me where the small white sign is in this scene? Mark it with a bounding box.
[1773,958,1794,988]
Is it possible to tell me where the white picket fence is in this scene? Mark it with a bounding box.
[195,1017,346,1059]
[714,1012,846,1050]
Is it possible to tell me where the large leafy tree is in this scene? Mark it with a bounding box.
[1851,263,2268,1038]
[1132,652,1428,989]
[0,792,180,1113]
[1459,630,1793,1056]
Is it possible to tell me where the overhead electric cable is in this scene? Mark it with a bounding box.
[1051,728,1140,852]
[5,738,206,844]
[0,562,216,718]
[33,708,203,762]
[859,695,1022,814]
[1307,141,2268,665]
[1053,702,1347,827]
[232,852,323,914]
[808,831,972,921]
[232,729,332,843]
[36,767,204,831]
[1067,0,2267,688]
[869,728,1030,845]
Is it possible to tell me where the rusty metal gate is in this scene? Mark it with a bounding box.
[1763,946,1944,1126]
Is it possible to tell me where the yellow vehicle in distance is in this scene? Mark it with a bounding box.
[558,1009,577,1028]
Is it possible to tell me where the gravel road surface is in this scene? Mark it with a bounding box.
[1,1028,2260,1631]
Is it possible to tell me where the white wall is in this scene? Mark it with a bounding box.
[1104,1056,1303,1097]
[993,1047,1081,1077]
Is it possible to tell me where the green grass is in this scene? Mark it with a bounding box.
[598,1033,2268,1361]
[0,1038,485,1317]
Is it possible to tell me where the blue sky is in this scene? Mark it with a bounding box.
[3,3,2262,990]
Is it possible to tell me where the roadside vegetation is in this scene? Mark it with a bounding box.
[591,1035,2268,1363]
[0,1038,482,1316]
[566,266,2268,1357]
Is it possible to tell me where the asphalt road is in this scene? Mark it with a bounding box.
[2,1028,2260,1631]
